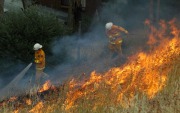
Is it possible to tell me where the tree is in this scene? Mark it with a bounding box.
[68,0,74,29]
[0,0,4,15]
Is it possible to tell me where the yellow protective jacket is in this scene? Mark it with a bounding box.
[35,49,45,70]
[106,25,128,44]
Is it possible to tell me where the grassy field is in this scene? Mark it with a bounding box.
[0,58,179,113]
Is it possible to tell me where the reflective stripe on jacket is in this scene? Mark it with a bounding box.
[109,38,122,44]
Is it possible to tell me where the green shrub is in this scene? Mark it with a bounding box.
[0,6,67,63]
[0,6,75,79]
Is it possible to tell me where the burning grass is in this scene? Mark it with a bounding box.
[0,19,180,113]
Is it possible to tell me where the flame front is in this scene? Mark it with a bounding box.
[64,19,180,110]
[38,80,52,93]
[26,99,32,105]
[29,102,43,113]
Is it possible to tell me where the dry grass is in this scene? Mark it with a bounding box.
[0,57,179,113]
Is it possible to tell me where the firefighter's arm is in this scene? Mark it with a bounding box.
[118,26,128,34]
[106,30,114,39]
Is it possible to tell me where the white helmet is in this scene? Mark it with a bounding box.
[105,22,113,30]
[34,43,42,50]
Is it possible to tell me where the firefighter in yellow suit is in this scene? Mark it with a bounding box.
[105,22,128,55]
[33,43,45,83]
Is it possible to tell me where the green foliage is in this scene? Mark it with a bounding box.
[0,6,67,63]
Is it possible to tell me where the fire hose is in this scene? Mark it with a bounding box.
[0,63,32,100]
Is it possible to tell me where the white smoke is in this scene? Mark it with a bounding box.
[49,25,112,83]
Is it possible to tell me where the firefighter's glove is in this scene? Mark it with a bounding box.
[35,60,40,63]
[125,31,128,34]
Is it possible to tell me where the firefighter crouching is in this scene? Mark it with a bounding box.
[105,22,128,55]
[34,43,45,83]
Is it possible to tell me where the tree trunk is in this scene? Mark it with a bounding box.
[22,0,27,9]
[68,0,73,29]
[22,0,32,9]
[0,0,4,15]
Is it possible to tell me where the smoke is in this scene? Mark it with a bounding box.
[48,0,180,83]
[48,0,142,82]
[0,79,2,89]
[49,25,111,83]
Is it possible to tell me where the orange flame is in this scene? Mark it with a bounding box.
[9,96,17,102]
[13,109,19,113]
[38,80,52,93]
[26,99,32,105]
[29,101,43,113]
[64,19,180,110]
